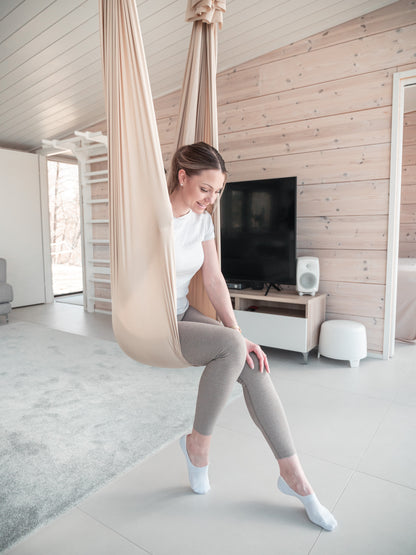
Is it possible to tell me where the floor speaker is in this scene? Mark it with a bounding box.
[296,257,319,296]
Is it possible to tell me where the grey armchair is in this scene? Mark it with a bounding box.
[0,258,13,322]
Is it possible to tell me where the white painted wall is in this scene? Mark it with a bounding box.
[0,147,52,307]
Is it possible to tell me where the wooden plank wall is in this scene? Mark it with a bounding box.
[88,0,416,353]
[154,0,416,354]
[400,110,416,257]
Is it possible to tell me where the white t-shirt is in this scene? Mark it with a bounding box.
[173,210,215,315]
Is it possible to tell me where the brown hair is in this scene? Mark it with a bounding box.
[167,142,227,195]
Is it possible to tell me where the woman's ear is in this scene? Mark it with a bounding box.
[178,168,186,185]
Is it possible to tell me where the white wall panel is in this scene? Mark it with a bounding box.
[0,148,47,307]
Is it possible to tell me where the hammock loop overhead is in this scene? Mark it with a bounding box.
[186,0,226,27]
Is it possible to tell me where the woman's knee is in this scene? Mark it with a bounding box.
[224,328,246,365]
[208,327,247,379]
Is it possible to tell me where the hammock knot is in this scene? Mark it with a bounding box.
[186,0,226,27]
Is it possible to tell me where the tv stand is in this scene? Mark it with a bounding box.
[229,288,326,363]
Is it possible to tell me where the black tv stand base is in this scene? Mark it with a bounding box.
[265,283,282,296]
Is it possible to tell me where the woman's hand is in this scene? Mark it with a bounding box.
[244,338,270,373]
[200,243,270,375]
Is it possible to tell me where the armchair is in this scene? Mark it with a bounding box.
[0,258,13,322]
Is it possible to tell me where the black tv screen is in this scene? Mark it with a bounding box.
[220,177,297,286]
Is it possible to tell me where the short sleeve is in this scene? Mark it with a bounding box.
[202,212,215,242]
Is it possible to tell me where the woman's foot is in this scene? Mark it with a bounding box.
[279,472,313,496]
[278,454,313,496]
[186,432,210,467]
[180,435,210,494]
[278,476,337,531]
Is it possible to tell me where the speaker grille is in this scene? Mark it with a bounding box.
[299,272,317,289]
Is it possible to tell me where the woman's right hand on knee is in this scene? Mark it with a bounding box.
[244,338,270,373]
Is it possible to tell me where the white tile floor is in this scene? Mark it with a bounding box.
[4,302,416,555]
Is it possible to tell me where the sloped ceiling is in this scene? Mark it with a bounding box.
[0,0,398,152]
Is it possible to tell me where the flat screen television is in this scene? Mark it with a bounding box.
[220,177,297,289]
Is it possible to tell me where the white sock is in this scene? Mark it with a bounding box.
[278,476,337,531]
[180,435,210,495]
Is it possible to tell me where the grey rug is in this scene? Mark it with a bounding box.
[0,322,237,552]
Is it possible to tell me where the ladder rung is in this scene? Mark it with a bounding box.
[88,239,109,244]
[87,156,108,163]
[84,178,108,184]
[86,219,109,224]
[85,170,108,177]
[89,296,112,303]
[89,278,111,284]
[86,199,109,204]
[89,259,110,264]
[90,267,110,275]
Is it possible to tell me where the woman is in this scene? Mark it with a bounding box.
[169,142,337,532]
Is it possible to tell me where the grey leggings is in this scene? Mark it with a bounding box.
[178,306,296,460]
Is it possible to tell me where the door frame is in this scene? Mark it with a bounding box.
[383,69,416,358]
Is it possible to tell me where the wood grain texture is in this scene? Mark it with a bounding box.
[402,165,416,185]
[402,143,416,166]
[401,184,416,203]
[297,215,388,250]
[237,0,416,71]
[297,248,387,284]
[400,203,416,223]
[225,144,391,185]
[218,70,394,133]
[320,281,385,318]
[400,223,416,242]
[217,25,416,105]
[220,107,391,161]
[297,180,389,217]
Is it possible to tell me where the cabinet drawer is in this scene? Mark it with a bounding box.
[235,310,308,352]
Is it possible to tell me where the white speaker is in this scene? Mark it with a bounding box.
[296,257,319,296]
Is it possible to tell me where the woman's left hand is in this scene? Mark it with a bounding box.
[244,338,270,373]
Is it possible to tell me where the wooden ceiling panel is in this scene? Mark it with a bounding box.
[0,0,398,152]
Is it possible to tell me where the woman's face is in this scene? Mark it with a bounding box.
[178,168,225,213]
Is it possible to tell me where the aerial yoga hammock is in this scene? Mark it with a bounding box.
[99,0,226,368]
[98,5,340,532]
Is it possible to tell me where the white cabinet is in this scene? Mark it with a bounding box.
[230,289,326,362]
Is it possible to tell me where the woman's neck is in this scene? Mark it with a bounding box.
[170,189,190,218]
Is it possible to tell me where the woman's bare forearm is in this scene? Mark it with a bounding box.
[204,273,239,329]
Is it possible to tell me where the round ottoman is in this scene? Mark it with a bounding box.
[318,320,367,368]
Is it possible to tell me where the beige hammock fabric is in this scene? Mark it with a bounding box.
[176,1,225,320]
[99,0,225,367]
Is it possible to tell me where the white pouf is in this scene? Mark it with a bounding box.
[318,320,367,368]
